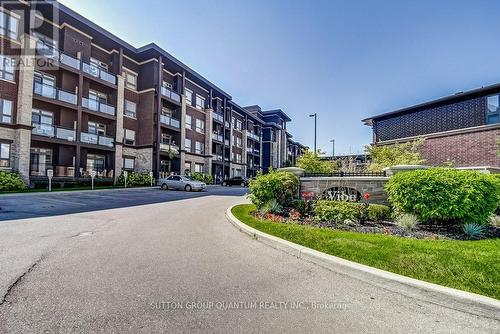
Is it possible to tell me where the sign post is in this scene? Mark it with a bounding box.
[149,171,153,187]
[123,170,128,188]
[47,169,53,192]
[90,170,97,190]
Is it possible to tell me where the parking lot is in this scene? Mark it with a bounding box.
[0,186,248,221]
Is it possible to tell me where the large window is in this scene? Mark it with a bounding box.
[185,138,192,152]
[195,95,205,110]
[0,55,15,81]
[194,163,204,173]
[123,157,135,171]
[124,100,136,118]
[185,114,192,129]
[195,118,204,133]
[124,69,137,90]
[0,11,19,39]
[0,98,12,123]
[31,109,54,136]
[88,121,106,136]
[195,141,204,154]
[30,147,52,176]
[124,129,135,145]
[86,154,105,172]
[487,95,500,124]
[0,142,10,167]
[185,88,193,106]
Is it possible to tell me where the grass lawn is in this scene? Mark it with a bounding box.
[232,204,500,300]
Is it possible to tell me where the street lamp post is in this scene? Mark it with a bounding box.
[309,113,317,154]
[330,139,335,158]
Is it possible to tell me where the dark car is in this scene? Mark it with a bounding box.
[222,176,249,187]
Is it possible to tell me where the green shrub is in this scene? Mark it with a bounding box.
[366,139,425,172]
[367,204,391,222]
[293,199,314,217]
[489,214,500,228]
[263,199,283,214]
[396,213,419,231]
[190,172,213,184]
[248,170,299,208]
[462,223,486,240]
[314,200,367,223]
[385,168,500,225]
[118,171,153,187]
[0,171,27,191]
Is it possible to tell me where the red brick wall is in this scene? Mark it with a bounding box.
[419,128,500,167]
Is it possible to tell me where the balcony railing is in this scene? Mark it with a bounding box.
[160,114,180,128]
[80,132,114,148]
[224,121,230,128]
[82,62,117,85]
[160,142,180,154]
[212,154,223,162]
[247,131,260,141]
[33,82,77,105]
[246,147,253,153]
[32,124,76,142]
[30,165,76,177]
[82,98,116,116]
[212,132,224,142]
[161,87,181,103]
[212,112,224,123]
[224,139,230,146]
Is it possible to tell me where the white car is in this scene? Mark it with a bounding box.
[158,175,207,191]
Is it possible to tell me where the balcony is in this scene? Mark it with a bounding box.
[33,82,77,105]
[160,114,180,128]
[224,139,230,146]
[212,154,223,162]
[224,121,230,128]
[246,147,253,153]
[212,132,224,142]
[30,165,76,177]
[247,131,260,141]
[36,42,82,71]
[212,112,224,123]
[160,142,180,154]
[32,124,76,142]
[82,62,117,85]
[80,132,114,148]
[161,87,181,103]
[82,98,116,116]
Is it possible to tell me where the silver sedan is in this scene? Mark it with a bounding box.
[158,175,207,191]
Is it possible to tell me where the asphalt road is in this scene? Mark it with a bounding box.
[0,188,498,333]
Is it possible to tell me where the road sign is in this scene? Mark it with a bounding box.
[123,170,128,188]
[47,169,53,191]
[90,170,97,189]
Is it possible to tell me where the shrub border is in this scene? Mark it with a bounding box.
[226,204,500,315]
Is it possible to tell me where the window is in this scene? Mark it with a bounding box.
[88,121,106,136]
[123,157,135,170]
[0,142,10,167]
[0,99,12,123]
[487,95,500,124]
[161,133,171,144]
[195,118,205,133]
[124,69,137,90]
[195,141,204,154]
[124,100,136,118]
[236,137,242,148]
[29,147,52,176]
[86,154,105,172]
[185,138,192,152]
[185,114,192,129]
[0,55,15,81]
[194,163,204,173]
[236,120,243,131]
[184,161,191,173]
[124,129,135,145]
[185,88,193,106]
[162,81,172,89]
[195,95,205,110]
[31,109,54,136]
[0,11,19,39]
[90,57,108,71]
[236,153,242,163]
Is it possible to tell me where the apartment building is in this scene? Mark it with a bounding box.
[363,83,500,167]
[0,1,303,184]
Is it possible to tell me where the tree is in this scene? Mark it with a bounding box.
[365,139,425,172]
[297,150,337,173]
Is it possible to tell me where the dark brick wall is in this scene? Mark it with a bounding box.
[419,128,500,167]
[375,97,486,141]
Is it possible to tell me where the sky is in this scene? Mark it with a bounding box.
[59,0,500,155]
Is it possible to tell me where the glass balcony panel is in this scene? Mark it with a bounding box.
[59,53,81,70]
[58,90,77,105]
[80,132,98,145]
[55,127,76,141]
[99,103,116,116]
[100,70,116,85]
[32,124,54,137]
[98,136,114,147]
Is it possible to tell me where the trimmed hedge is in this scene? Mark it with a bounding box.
[190,172,213,184]
[385,168,500,225]
[314,201,367,223]
[118,171,153,187]
[248,170,299,208]
[0,171,27,191]
[367,204,392,222]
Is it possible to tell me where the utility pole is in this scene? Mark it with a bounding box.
[309,113,317,154]
[330,139,335,158]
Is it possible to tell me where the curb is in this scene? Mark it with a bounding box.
[0,186,157,197]
[226,205,500,317]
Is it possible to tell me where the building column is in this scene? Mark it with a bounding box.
[179,88,187,173]
[205,108,213,175]
[14,34,37,182]
[114,74,125,182]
